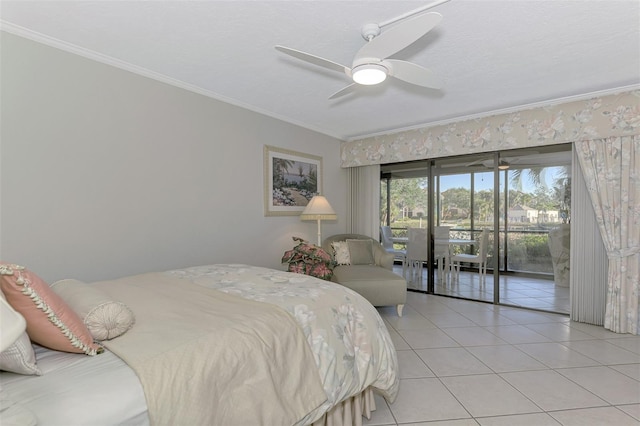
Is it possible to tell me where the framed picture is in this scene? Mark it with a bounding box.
[264,145,322,216]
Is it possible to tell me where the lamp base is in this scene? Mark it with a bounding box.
[316,219,322,246]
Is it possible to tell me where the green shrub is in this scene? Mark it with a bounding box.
[522,234,551,258]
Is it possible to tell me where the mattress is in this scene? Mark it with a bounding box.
[0,345,148,425]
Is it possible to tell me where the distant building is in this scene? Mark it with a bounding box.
[508,205,560,223]
[442,206,469,220]
[539,210,560,223]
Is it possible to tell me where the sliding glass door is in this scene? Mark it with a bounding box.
[380,144,572,314]
[500,148,572,312]
[431,153,497,303]
[381,165,430,291]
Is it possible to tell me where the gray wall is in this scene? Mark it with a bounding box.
[0,32,347,283]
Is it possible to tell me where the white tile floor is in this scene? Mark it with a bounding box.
[368,291,640,425]
[399,265,570,314]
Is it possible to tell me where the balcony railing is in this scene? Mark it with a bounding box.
[388,226,555,275]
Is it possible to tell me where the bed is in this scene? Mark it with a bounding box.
[0,263,399,425]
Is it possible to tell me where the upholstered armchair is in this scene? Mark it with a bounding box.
[322,234,406,316]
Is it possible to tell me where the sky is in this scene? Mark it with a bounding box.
[439,167,564,194]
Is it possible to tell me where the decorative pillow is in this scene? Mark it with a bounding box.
[0,263,101,355]
[331,241,351,265]
[347,239,375,265]
[281,237,335,280]
[51,279,135,341]
[0,332,41,375]
[0,291,41,375]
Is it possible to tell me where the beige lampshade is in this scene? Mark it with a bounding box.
[300,195,337,221]
[300,195,337,246]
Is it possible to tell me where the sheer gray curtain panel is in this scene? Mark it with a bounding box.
[347,165,380,239]
[574,136,640,335]
[571,146,607,326]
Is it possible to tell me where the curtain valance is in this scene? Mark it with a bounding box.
[341,90,639,167]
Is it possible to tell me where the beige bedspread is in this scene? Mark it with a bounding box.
[165,264,400,425]
[92,272,327,426]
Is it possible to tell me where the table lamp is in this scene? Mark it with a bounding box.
[300,195,337,246]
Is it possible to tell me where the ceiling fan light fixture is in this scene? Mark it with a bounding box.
[352,64,388,85]
[498,161,510,170]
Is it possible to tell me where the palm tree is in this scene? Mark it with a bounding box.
[272,158,294,188]
[509,166,546,191]
[509,165,571,222]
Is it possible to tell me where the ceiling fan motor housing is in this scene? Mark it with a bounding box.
[360,23,381,41]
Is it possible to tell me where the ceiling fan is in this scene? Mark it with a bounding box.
[464,151,556,170]
[275,2,448,99]
[470,158,521,170]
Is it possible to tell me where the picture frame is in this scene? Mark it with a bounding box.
[264,145,322,216]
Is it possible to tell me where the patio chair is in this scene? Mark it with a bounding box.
[433,226,451,284]
[406,228,428,287]
[381,226,407,277]
[451,229,490,285]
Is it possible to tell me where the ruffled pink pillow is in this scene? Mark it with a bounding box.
[0,263,101,355]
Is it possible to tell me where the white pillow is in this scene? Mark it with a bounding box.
[0,291,40,375]
[0,332,41,375]
[331,241,351,265]
[51,279,135,341]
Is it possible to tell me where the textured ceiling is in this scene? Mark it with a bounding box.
[2,0,639,141]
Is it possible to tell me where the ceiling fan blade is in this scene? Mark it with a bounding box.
[354,12,442,62]
[466,159,486,167]
[275,45,350,74]
[328,84,357,100]
[385,59,443,89]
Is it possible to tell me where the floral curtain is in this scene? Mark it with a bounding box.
[574,136,640,335]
